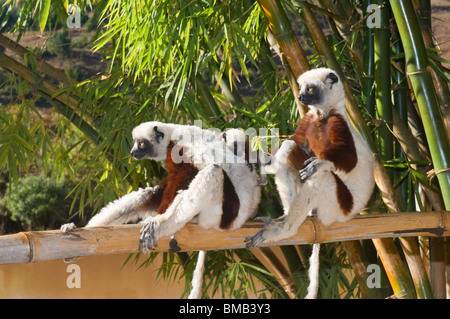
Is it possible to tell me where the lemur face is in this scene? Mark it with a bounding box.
[130,122,171,161]
[297,68,344,110]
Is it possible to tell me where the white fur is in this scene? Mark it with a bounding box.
[306,243,320,299]
[188,250,206,299]
[62,122,261,299]
[247,68,374,299]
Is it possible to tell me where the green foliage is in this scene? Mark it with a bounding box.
[47,27,72,58]
[0,175,70,230]
[0,0,448,299]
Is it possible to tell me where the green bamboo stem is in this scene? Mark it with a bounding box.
[373,0,393,179]
[392,30,412,211]
[362,0,376,119]
[411,0,450,138]
[390,0,450,210]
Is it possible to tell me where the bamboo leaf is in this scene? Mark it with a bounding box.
[39,0,51,32]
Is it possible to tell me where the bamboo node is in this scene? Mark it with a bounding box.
[310,216,319,244]
[273,29,295,41]
[22,232,34,263]
[427,167,450,181]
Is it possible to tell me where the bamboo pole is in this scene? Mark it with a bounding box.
[374,0,393,179]
[257,0,310,116]
[0,33,73,86]
[1,211,449,265]
[390,0,450,209]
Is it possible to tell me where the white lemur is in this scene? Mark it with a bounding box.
[245,68,374,299]
[62,122,261,299]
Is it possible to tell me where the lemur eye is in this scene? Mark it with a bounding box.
[139,141,145,148]
[308,87,314,93]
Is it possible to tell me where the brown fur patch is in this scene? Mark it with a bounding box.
[220,169,240,230]
[157,142,199,214]
[332,172,353,215]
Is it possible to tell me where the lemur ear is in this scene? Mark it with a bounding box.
[325,72,339,89]
[153,126,165,141]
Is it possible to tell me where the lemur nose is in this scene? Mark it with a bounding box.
[298,93,311,104]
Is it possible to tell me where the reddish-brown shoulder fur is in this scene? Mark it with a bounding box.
[157,142,199,214]
[291,111,357,173]
[289,113,314,170]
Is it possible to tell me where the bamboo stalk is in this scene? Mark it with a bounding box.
[342,241,383,299]
[411,0,450,136]
[372,238,416,298]
[374,0,393,178]
[257,0,310,116]
[399,237,433,298]
[0,52,80,110]
[0,52,101,144]
[1,211,448,265]
[362,0,376,119]
[430,237,447,298]
[252,247,298,298]
[390,0,450,209]
[257,0,309,77]
[0,33,73,86]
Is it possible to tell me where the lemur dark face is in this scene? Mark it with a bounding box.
[131,122,170,161]
[297,68,343,110]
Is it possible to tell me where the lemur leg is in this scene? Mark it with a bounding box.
[140,164,224,252]
[245,161,335,248]
[86,186,161,227]
[60,186,161,232]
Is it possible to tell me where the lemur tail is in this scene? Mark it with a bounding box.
[305,243,320,299]
[188,250,206,299]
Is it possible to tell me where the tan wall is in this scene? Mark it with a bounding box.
[0,253,184,298]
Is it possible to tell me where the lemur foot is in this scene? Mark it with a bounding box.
[60,222,81,262]
[299,157,321,182]
[137,186,159,201]
[245,219,284,249]
[61,222,77,233]
[139,221,160,253]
